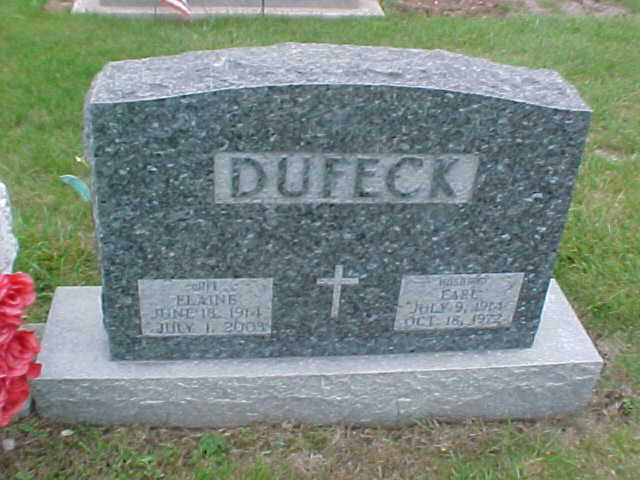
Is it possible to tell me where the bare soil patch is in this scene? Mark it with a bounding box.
[556,0,629,16]
[389,0,629,16]
[394,0,502,15]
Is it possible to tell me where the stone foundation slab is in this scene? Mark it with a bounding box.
[32,280,602,426]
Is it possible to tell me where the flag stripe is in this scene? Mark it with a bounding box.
[160,0,192,17]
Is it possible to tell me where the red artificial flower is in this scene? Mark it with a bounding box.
[0,311,22,344]
[1,330,40,377]
[0,273,39,427]
[0,376,30,427]
[0,325,16,347]
[25,361,42,379]
[0,272,36,319]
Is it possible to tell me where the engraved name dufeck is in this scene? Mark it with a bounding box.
[139,278,273,336]
[214,153,479,204]
[394,273,524,331]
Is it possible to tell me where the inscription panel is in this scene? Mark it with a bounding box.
[395,273,524,331]
[139,278,273,336]
[214,153,479,204]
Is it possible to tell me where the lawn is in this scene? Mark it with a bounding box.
[1,1,639,478]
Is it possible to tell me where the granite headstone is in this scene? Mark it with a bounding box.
[0,179,18,274]
[84,43,591,361]
[33,44,601,426]
[73,0,384,17]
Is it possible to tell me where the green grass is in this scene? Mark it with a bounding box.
[2,416,640,478]
[2,2,639,322]
[1,1,639,479]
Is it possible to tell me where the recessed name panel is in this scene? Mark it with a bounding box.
[139,278,273,336]
[394,273,524,331]
[214,153,479,204]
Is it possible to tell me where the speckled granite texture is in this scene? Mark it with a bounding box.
[32,283,602,425]
[0,179,18,274]
[85,43,591,361]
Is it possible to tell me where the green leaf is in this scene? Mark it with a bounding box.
[60,175,91,202]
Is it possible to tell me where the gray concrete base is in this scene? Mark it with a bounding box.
[16,324,47,419]
[32,281,602,426]
[72,0,385,17]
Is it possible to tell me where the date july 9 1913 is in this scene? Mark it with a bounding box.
[394,273,524,331]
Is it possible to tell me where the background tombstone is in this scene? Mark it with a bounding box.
[72,0,384,17]
[0,179,18,274]
[33,44,602,425]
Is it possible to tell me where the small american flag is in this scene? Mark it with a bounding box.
[160,0,192,17]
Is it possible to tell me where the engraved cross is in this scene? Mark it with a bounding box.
[316,265,359,318]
